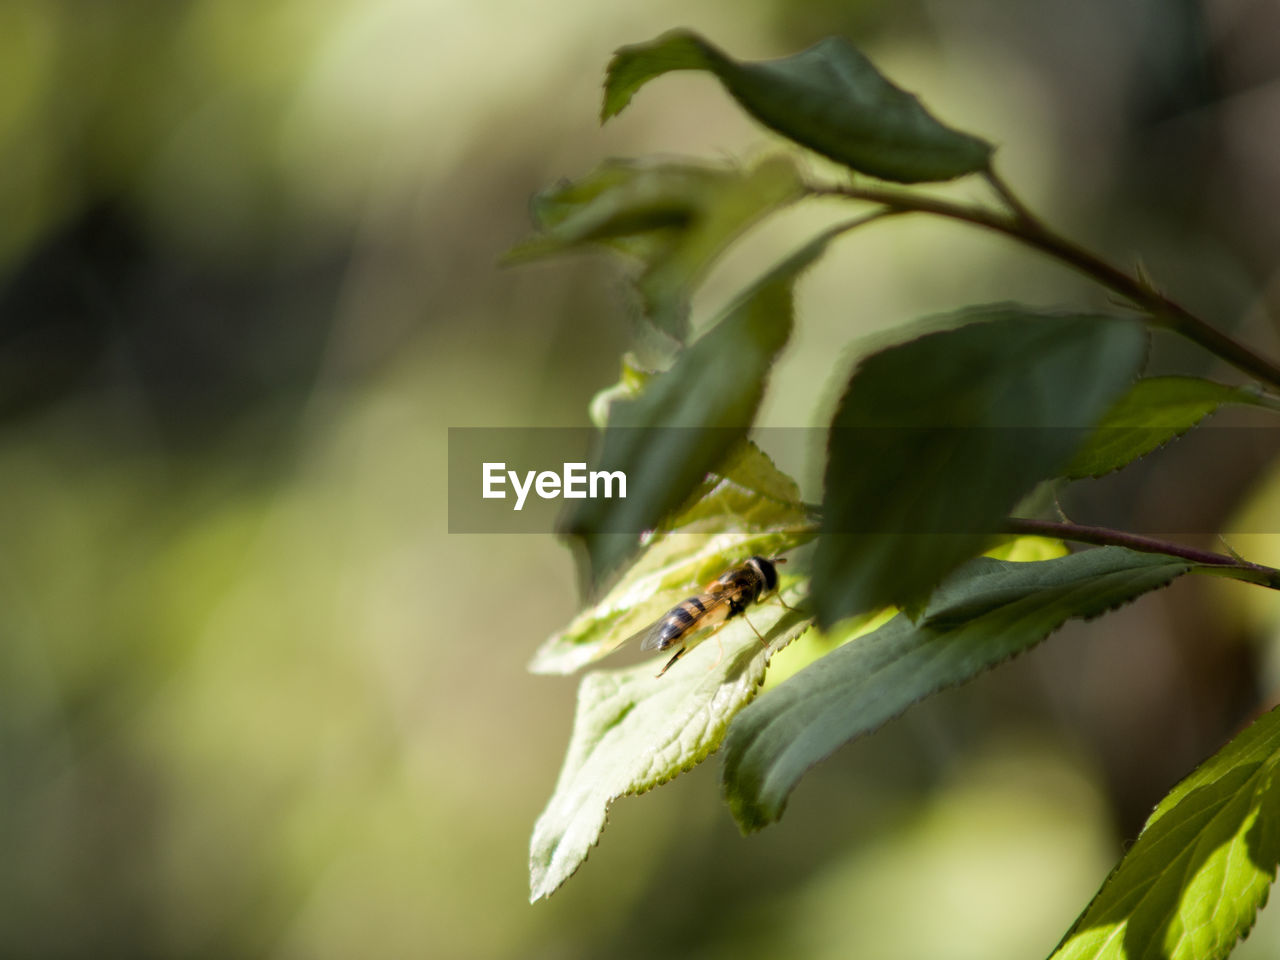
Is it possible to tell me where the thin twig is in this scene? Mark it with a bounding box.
[983,168,1037,226]
[806,179,1280,390]
[1004,517,1280,587]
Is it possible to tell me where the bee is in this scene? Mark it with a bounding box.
[625,555,794,677]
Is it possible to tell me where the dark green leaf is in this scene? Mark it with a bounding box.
[1065,376,1268,479]
[563,224,852,586]
[722,547,1193,832]
[1051,703,1280,960]
[603,30,992,183]
[529,584,812,901]
[758,535,1064,692]
[509,157,801,339]
[812,306,1147,626]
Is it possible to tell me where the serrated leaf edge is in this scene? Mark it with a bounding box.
[530,615,813,901]
[725,557,1193,832]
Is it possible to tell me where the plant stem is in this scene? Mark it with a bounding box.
[982,168,1037,227]
[807,178,1280,390]
[1004,517,1280,587]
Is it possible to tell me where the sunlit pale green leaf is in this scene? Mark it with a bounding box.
[983,534,1070,562]
[1065,376,1269,479]
[529,586,812,901]
[676,436,812,524]
[757,606,894,693]
[723,548,1194,832]
[1051,703,1280,960]
[603,30,992,183]
[510,156,801,339]
[531,442,814,675]
[812,306,1147,627]
[563,224,854,586]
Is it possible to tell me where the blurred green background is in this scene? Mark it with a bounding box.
[3,1,1280,957]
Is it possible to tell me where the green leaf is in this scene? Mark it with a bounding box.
[603,30,993,183]
[812,306,1147,627]
[1050,703,1280,960]
[722,547,1195,832]
[530,442,814,675]
[510,156,801,339]
[983,533,1070,563]
[563,224,851,586]
[759,535,1066,692]
[529,585,812,901]
[1065,376,1268,479]
[588,355,654,430]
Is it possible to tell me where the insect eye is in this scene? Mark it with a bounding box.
[752,556,778,592]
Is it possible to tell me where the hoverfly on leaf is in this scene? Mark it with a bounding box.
[623,555,796,676]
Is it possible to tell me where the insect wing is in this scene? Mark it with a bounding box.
[636,592,736,652]
[614,616,671,653]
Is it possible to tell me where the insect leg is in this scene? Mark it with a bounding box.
[708,621,730,671]
[743,614,767,648]
[775,594,801,613]
[656,646,687,678]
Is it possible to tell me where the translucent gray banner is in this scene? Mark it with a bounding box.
[447,426,1280,534]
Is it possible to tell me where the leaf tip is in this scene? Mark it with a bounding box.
[601,29,714,125]
[726,796,777,836]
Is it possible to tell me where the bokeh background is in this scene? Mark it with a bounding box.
[3,1,1280,957]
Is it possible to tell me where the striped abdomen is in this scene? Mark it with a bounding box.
[643,594,731,651]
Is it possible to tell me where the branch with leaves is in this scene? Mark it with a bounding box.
[513,27,1280,960]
